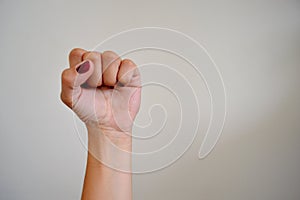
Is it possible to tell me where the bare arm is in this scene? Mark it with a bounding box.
[82,132,132,199]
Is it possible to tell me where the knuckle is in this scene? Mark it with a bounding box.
[103,50,118,58]
[103,51,121,62]
[122,59,135,67]
[83,51,100,60]
[69,48,83,58]
[61,69,74,85]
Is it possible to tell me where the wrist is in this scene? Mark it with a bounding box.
[87,124,132,147]
[86,125,132,172]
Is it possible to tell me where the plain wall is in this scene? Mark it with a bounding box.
[0,0,300,199]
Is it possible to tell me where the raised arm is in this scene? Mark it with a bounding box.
[60,48,141,200]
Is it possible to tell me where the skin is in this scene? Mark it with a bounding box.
[60,48,141,200]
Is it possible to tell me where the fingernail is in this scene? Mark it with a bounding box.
[76,61,90,74]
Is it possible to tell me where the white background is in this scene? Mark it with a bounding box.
[0,0,300,199]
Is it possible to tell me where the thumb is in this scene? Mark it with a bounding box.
[61,60,94,108]
[74,60,94,87]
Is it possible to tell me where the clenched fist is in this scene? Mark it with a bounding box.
[60,48,141,138]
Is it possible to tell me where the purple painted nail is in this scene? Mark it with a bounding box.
[76,61,90,74]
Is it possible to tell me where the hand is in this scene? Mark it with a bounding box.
[60,48,141,138]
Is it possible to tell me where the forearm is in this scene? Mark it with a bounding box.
[81,126,132,200]
[81,153,132,200]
